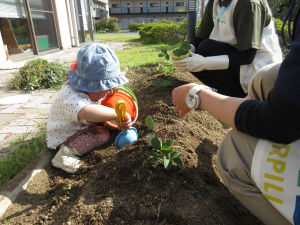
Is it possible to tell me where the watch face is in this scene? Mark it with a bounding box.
[186,93,196,108]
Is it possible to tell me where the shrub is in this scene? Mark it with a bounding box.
[95,18,107,32]
[107,17,120,32]
[95,17,120,33]
[139,22,185,44]
[157,20,173,24]
[128,22,140,32]
[10,58,69,92]
[139,19,202,44]
[273,17,293,57]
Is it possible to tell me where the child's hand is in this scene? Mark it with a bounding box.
[117,112,132,130]
[107,88,118,95]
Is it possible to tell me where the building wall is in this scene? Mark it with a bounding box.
[109,0,188,29]
[0,32,6,64]
[53,0,72,50]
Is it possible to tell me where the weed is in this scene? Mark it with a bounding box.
[9,58,69,92]
[145,116,183,170]
[68,181,76,190]
[157,63,176,76]
[137,173,142,181]
[3,218,12,224]
[150,77,177,89]
[0,121,47,188]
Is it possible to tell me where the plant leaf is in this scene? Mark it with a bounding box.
[165,54,170,61]
[169,151,182,159]
[151,137,162,150]
[161,147,173,155]
[182,41,191,50]
[162,139,173,147]
[151,157,158,164]
[173,158,183,169]
[161,49,168,54]
[157,155,164,161]
[158,53,165,57]
[145,116,155,132]
[149,134,156,145]
[173,47,183,57]
[164,158,173,170]
[147,152,157,158]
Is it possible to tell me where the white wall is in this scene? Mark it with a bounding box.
[0,32,7,65]
[53,0,72,50]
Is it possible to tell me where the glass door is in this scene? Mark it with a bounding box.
[0,0,35,60]
[28,0,58,52]
[74,0,85,43]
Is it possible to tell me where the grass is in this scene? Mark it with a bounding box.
[95,33,174,69]
[116,43,173,70]
[0,121,48,189]
[94,33,141,43]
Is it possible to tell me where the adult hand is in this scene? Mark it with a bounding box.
[172,83,198,117]
[172,53,229,73]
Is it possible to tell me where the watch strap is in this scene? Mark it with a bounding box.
[189,85,211,111]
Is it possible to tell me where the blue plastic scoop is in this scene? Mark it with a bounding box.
[115,100,138,149]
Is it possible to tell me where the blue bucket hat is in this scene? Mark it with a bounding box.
[68,43,128,92]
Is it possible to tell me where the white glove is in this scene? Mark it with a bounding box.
[172,53,229,73]
[190,44,196,53]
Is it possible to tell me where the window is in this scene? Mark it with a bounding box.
[112,4,120,8]
[150,3,158,7]
[176,2,184,6]
[175,18,185,22]
[149,18,158,22]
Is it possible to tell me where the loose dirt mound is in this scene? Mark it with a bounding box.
[1,67,263,224]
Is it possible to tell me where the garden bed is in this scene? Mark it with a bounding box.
[1,67,263,224]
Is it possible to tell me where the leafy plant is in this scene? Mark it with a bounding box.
[157,63,176,76]
[150,77,177,89]
[9,58,69,92]
[145,116,183,170]
[68,181,75,190]
[95,17,120,33]
[158,37,191,60]
[128,22,140,32]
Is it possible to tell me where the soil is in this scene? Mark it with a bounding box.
[0,67,263,225]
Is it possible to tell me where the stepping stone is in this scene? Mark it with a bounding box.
[0,95,30,105]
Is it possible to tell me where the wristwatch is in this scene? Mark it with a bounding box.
[185,85,211,111]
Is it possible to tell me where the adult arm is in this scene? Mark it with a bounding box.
[172,84,299,144]
[172,83,247,129]
[173,37,300,144]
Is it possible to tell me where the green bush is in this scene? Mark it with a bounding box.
[139,19,202,44]
[139,22,185,44]
[95,18,107,32]
[107,17,120,32]
[95,17,120,33]
[273,17,293,57]
[157,20,173,24]
[10,58,69,92]
[128,22,140,32]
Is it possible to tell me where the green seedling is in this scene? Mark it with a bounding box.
[157,63,176,76]
[68,181,75,190]
[150,77,177,89]
[158,37,191,60]
[145,116,183,170]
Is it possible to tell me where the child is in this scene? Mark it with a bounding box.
[46,43,132,173]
